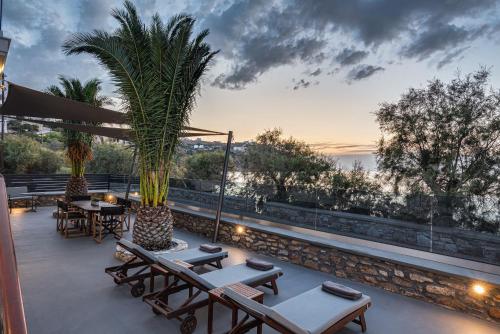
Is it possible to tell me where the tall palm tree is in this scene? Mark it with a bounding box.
[62,1,217,250]
[47,76,110,200]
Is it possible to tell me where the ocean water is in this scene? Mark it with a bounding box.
[330,153,377,171]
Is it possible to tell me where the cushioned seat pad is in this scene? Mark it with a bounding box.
[159,248,227,264]
[201,263,282,288]
[270,286,371,334]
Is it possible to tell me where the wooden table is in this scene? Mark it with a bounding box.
[70,201,119,236]
[208,283,264,334]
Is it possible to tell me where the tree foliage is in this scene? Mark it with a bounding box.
[322,161,381,213]
[46,76,110,176]
[7,120,39,137]
[63,1,217,207]
[376,69,500,226]
[86,142,134,175]
[183,150,232,181]
[242,128,330,201]
[376,69,500,196]
[4,135,62,174]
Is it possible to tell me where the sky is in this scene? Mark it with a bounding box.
[4,0,500,157]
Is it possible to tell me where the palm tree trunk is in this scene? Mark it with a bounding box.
[132,205,173,251]
[65,176,88,201]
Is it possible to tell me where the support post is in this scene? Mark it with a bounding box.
[212,131,232,243]
[125,146,138,200]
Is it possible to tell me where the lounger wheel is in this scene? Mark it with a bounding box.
[130,281,145,297]
[180,315,197,334]
[152,306,161,315]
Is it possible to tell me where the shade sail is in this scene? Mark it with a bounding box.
[2,83,128,124]
[1,82,228,140]
[23,119,226,140]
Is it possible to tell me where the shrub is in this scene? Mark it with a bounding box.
[3,135,63,174]
[85,142,134,174]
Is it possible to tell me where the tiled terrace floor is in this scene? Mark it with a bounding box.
[10,207,500,334]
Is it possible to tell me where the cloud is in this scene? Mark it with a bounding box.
[347,65,385,82]
[293,79,311,90]
[436,47,470,69]
[310,142,377,154]
[4,0,499,93]
[335,48,368,66]
[309,68,322,77]
[211,36,325,89]
[206,0,498,89]
[401,23,488,60]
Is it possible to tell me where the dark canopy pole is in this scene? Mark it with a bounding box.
[125,146,138,200]
[212,131,233,243]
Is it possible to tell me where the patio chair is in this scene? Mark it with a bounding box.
[222,284,371,334]
[142,258,283,334]
[92,206,125,243]
[116,197,132,231]
[105,239,228,297]
[56,200,87,238]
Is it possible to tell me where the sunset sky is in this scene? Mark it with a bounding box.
[5,0,500,155]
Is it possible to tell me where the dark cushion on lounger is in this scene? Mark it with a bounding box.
[246,258,274,271]
[322,281,362,300]
[199,244,222,253]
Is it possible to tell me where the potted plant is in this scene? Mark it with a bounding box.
[63,1,217,250]
[47,76,110,201]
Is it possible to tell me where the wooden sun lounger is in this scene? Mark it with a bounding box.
[142,258,283,334]
[105,239,228,297]
[222,285,371,334]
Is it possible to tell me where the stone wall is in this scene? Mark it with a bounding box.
[171,210,500,323]
[9,193,106,209]
[168,188,500,264]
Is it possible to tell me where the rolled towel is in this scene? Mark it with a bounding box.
[322,281,362,300]
[246,258,274,271]
[199,244,222,253]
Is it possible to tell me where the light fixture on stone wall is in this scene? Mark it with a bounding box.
[236,225,245,234]
[472,283,485,295]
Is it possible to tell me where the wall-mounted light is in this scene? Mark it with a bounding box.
[132,192,139,196]
[236,225,245,234]
[0,33,11,76]
[106,194,114,201]
[472,283,485,295]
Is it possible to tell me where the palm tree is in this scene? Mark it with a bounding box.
[47,76,110,200]
[62,1,217,250]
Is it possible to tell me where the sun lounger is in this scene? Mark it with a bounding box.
[104,239,228,297]
[222,285,371,334]
[142,258,283,334]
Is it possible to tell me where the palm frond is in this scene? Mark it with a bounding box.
[63,1,218,206]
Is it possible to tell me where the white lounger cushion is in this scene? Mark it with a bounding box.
[133,244,158,263]
[159,248,228,264]
[200,263,282,288]
[158,258,217,290]
[119,240,226,266]
[270,286,371,334]
[118,238,137,251]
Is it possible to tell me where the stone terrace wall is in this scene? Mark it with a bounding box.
[171,210,500,323]
[168,188,500,264]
